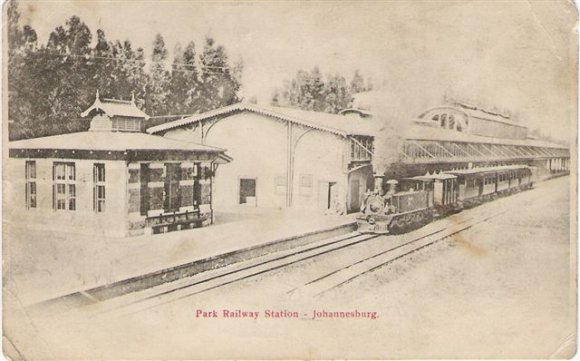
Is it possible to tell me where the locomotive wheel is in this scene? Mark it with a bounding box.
[423,210,433,224]
[389,217,405,234]
[415,212,424,225]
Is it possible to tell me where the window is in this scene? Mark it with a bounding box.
[25,161,36,209]
[140,163,150,216]
[53,162,76,211]
[449,114,455,130]
[239,178,257,205]
[440,114,447,128]
[350,137,373,161]
[93,163,106,212]
[164,163,182,212]
[432,114,439,122]
[299,174,313,196]
[112,118,140,132]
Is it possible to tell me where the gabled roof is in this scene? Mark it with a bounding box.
[147,103,377,137]
[81,91,149,119]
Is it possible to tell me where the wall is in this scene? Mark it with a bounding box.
[291,126,348,211]
[163,112,351,212]
[5,157,128,237]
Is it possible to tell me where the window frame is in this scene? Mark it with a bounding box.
[93,163,106,213]
[53,162,76,211]
[25,160,37,209]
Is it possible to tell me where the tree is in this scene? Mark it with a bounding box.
[144,33,171,116]
[273,67,359,114]
[323,73,351,113]
[350,69,367,94]
[168,41,199,114]
[197,36,242,112]
[7,11,244,139]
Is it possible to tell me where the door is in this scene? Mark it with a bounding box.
[349,179,360,211]
[328,182,338,210]
[318,181,338,210]
[239,178,257,206]
[433,180,443,206]
[318,181,329,210]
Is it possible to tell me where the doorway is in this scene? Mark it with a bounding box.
[349,179,360,211]
[239,178,257,206]
[318,181,338,210]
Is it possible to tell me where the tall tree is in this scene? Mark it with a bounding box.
[350,69,367,94]
[8,1,40,139]
[323,73,351,113]
[168,41,199,114]
[8,11,244,139]
[144,33,171,116]
[197,36,242,112]
[274,67,358,114]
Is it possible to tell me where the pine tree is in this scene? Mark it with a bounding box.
[8,0,38,139]
[197,36,241,112]
[8,12,243,139]
[350,69,366,94]
[324,73,352,113]
[168,41,199,114]
[274,67,359,114]
[92,29,115,97]
[145,33,171,116]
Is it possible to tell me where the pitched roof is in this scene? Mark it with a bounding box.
[9,131,225,153]
[147,103,377,137]
[81,93,149,119]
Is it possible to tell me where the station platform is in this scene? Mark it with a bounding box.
[4,208,357,305]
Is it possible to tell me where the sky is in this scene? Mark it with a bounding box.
[13,0,578,141]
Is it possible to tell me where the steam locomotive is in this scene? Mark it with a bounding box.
[357,164,534,234]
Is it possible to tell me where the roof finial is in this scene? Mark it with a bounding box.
[96,89,100,100]
[131,91,135,104]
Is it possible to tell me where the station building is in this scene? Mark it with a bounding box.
[340,92,570,180]
[148,98,569,216]
[391,102,570,180]
[148,103,376,213]
[7,93,231,237]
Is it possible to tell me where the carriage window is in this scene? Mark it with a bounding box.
[432,114,439,122]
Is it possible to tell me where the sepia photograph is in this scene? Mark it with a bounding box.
[2,0,577,359]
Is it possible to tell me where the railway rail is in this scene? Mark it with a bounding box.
[30,209,504,320]
[289,210,504,297]
[29,231,381,318]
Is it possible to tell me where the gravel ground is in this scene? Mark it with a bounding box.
[5,176,575,360]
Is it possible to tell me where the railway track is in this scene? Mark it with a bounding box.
[29,230,382,319]
[289,210,505,297]
[31,209,503,320]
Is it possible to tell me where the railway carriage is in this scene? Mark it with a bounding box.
[357,164,534,234]
[446,165,533,208]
